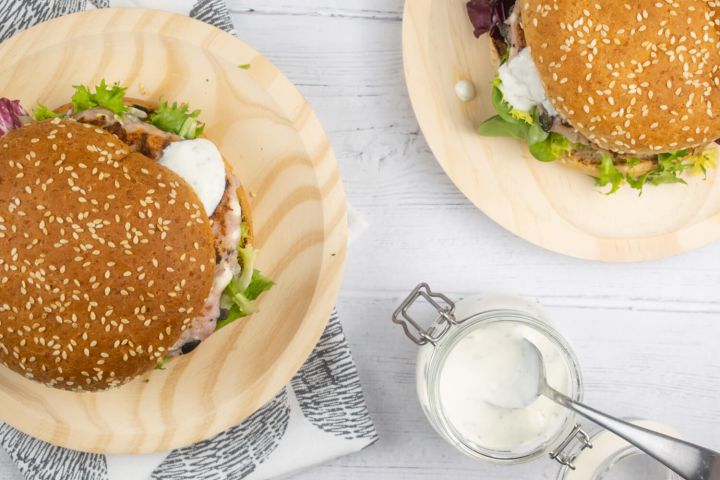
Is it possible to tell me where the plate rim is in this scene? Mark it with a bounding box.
[402,0,720,262]
[0,7,348,453]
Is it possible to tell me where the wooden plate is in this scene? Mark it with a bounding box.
[403,0,720,262]
[0,9,347,454]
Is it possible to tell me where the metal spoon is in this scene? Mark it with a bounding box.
[521,339,720,480]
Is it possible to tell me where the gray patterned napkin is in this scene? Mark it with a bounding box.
[0,1,377,479]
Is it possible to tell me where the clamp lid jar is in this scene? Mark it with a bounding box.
[393,283,585,465]
[392,284,683,479]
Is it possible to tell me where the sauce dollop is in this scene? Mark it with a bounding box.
[158,138,226,216]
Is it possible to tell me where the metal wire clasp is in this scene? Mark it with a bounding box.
[550,425,593,470]
[392,283,461,346]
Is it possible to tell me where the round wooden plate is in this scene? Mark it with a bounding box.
[0,9,347,454]
[403,0,720,262]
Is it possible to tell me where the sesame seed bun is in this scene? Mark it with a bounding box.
[0,119,216,391]
[59,97,255,243]
[521,0,720,155]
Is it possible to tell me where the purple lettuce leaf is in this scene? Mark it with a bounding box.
[0,98,30,136]
[466,0,515,38]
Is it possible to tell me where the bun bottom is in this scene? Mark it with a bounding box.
[234,176,254,245]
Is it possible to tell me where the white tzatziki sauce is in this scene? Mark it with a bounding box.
[455,79,477,102]
[438,321,571,452]
[498,47,556,115]
[158,138,226,216]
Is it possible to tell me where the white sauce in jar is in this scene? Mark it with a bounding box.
[438,321,572,452]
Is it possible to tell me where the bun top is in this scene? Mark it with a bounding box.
[0,119,216,391]
[522,0,720,155]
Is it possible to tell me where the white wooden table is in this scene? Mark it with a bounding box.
[3,1,720,478]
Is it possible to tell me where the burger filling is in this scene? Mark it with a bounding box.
[168,171,243,355]
[497,48,555,116]
[0,80,273,362]
[73,106,181,160]
[467,0,718,193]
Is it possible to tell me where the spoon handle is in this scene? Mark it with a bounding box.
[545,388,720,480]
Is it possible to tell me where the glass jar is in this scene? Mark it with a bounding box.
[392,284,682,479]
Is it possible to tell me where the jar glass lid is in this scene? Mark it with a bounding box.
[558,419,681,480]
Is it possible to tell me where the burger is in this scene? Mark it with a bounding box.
[0,81,273,391]
[467,0,720,193]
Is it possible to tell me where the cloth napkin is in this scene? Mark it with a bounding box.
[0,1,376,479]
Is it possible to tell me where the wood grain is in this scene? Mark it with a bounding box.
[227,4,720,478]
[402,0,720,262]
[3,2,720,479]
[0,8,347,454]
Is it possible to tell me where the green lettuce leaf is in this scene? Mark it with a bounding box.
[71,80,128,115]
[216,270,274,330]
[149,101,205,139]
[529,132,571,162]
[480,77,575,163]
[237,244,258,290]
[627,149,690,191]
[93,80,127,114]
[647,149,689,186]
[480,78,717,193]
[155,356,169,370]
[509,107,534,125]
[527,108,549,145]
[477,115,529,139]
[71,85,95,112]
[244,270,274,301]
[596,153,623,194]
[658,149,689,163]
[490,80,523,125]
[215,220,274,331]
[32,103,63,121]
[691,148,717,177]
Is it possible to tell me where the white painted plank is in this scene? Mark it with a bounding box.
[3,1,720,479]
[0,449,21,480]
[228,0,402,18]
[289,296,720,479]
[226,0,720,308]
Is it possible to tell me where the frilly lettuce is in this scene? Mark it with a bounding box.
[627,148,718,192]
[149,101,205,140]
[478,77,718,193]
[216,223,274,330]
[72,80,128,116]
[33,103,63,121]
[479,78,573,162]
[596,154,623,194]
[217,270,274,330]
